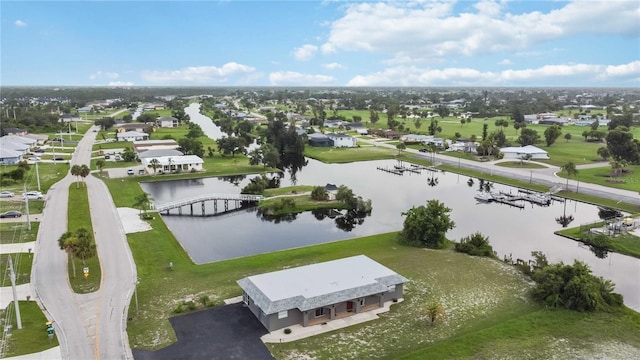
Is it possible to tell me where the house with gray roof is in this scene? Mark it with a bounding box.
[0,148,22,165]
[237,255,408,332]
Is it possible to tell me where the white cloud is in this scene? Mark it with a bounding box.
[321,1,639,61]
[293,44,318,61]
[108,81,134,87]
[141,62,256,83]
[14,20,27,27]
[322,62,345,70]
[497,59,512,65]
[269,71,336,86]
[90,71,120,80]
[346,61,640,86]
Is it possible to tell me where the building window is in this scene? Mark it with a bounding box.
[359,299,365,306]
[387,285,396,293]
[315,308,325,317]
[278,310,288,319]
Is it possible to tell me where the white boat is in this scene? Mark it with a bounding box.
[474,192,493,202]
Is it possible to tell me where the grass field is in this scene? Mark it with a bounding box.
[556,165,640,193]
[0,222,40,244]
[0,301,59,357]
[0,253,32,285]
[555,226,640,259]
[495,161,548,169]
[0,162,69,194]
[304,145,397,163]
[0,199,44,214]
[66,185,101,293]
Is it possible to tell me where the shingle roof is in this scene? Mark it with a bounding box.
[237,255,408,315]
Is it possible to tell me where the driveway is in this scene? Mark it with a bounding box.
[133,303,274,360]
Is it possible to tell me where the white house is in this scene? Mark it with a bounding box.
[499,145,549,160]
[0,148,23,165]
[117,131,149,142]
[140,155,204,174]
[237,255,408,332]
[132,139,179,153]
[326,133,357,148]
[155,116,179,128]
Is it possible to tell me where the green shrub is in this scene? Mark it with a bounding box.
[198,295,210,306]
[187,301,197,310]
[174,303,184,313]
[455,232,494,257]
[284,328,292,334]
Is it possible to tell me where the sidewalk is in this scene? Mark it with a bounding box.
[4,347,62,360]
[0,241,36,254]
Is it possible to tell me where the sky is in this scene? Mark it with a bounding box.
[1,0,639,87]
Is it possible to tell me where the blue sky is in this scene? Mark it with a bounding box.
[1,0,639,87]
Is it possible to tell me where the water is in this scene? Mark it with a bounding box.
[141,158,640,311]
[185,102,260,151]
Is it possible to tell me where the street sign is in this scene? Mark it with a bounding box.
[84,272,89,278]
[83,267,89,274]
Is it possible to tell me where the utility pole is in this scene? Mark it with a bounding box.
[35,161,41,191]
[8,255,23,329]
[24,185,31,231]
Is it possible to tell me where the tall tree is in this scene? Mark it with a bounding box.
[133,192,154,216]
[398,200,455,248]
[58,231,78,277]
[560,162,578,190]
[544,124,562,147]
[95,159,105,176]
[149,158,160,174]
[73,228,96,266]
[518,128,539,146]
[79,164,90,186]
[70,164,82,188]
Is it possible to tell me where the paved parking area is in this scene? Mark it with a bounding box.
[132,303,274,360]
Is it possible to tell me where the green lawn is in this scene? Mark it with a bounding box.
[0,222,40,244]
[0,199,44,214]
[0,162,69,194]
[556,165,640,193]
[263,186,314,197]
[66,185,101,293]
[304,146,397,163]
[556,226,640,259]
[0,253,33,285]
[0,301,59,357]
[495,161,548,169]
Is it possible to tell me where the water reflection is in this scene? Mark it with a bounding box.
[141,158,640,311]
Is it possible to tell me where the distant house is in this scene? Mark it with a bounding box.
[132,139,179,153]
[499,145,549,160]
[117,131,149,142]
[308,133,333,147]
[0,148,22,165]
[23,133,49,145]
[155,116,179,128]
[77,106,92,113]
[326,133,357,148]
[137,149,184,159]
[117,123,151,133]
[400,134,433,144]
[1,128,27,136]
[60,114,81,123]
[325,183,339,200]
[140,155,204,174]
[237,255,408,332]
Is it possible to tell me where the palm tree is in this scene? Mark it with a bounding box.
[396,142,406,155]
[95,159,105,176]
[149,158,160,174]
[70,164,81,188]
[79,164,90,186]
[58,231,78,277]
[73,228,96,266]
[133,192,154,217]
[560,162,578,190]
[423,301,446,325]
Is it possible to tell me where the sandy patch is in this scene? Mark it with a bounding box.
[117,207,152,234]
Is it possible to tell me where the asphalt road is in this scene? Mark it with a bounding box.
[32,124,136,360]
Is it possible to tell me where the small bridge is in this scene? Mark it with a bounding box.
[154,193,264,216]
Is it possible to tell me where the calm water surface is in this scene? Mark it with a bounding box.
[142,158,640,311]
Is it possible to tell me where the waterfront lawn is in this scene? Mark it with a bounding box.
[0,253,32,285]
[495,161,548,169]
[556,165,640,193]
[258,194,348,215]
[556,227,640,259]
[304,146,396,163]
[0,222,40,244]
[556,190,639,214]
[0,200,44,214]
[67,185,101,293]
[263,186,314,197]
[0,162,69,194]
[0,301,59,357]
[537,140,605,166]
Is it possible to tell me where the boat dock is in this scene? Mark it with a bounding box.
[378,162,432,175]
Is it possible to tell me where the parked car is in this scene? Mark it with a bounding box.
[23,191,44,200]
[53,157,64,161]
[0,211,22,218]
[35,148,46,153]
[127,169,135,176]
[104,155,110,160]
[114,154,121,160]
[28,156,41,162]
[0,191,15,198]
[419,148,428,153]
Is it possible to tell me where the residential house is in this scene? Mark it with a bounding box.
[0,148,22,165]
[326,133,357,148]
[140,155,204,174]
[325,183,339,200]
[155,116,179,128]
[132,139,180,153]
[237,255,408,332]
[308,133,333,147]
[400,134,433,144]
[1,128,27,136]
[499,145,549,160]
[117,131,149,142]
[23,133,49,145]
[137,149,184,160]
[60,114,81,123]
[116,123,151,133]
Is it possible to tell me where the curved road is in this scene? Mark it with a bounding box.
[32,125,136,359]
